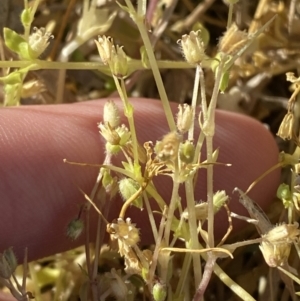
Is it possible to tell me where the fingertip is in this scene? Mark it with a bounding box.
[0,98,280,259]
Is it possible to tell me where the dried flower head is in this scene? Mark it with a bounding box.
[155,131,182,162]
[177,104,194,133]
[98,123,131,154]
[95,36,114,65]
[98,122,121,144]
[263,222,300,244]
[260,223,300,267]
[95,36,129,77]
[108,218,140,250]
[218,23,248,55]
[277,112,294,140]
[28,27,53,58]
[178,30,207,65]
[21,79,45,98]
[259,240,290,267]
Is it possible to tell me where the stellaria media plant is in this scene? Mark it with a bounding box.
[1,0,300,300]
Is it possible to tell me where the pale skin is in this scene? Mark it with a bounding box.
[0,98,280,262]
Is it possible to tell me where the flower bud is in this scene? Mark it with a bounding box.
[119,178,143,209]
[98,122,120,145]
[66,219,84,240]
[103,100,120,128]
[213,190,228,213]
[179,140,195,164]
[95,36,129,78]
[218,23,248,55]
[110,46,129,78]
[277,183,292,208]
[178,30,207,65]
[21,8,32,27]
[177,104,194,133]
[260,223,300,267]
[95,36,114,65]
[152,281,167,301]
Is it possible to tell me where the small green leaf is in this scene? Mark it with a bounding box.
[3,28,30,59]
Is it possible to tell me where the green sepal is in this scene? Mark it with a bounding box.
[21,8,32,27]
[192,22,210,47]
[3,28,30,59]
[0,71,22,85]
[219,70,230,93]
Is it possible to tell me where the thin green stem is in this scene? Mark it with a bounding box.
[199,66,207,120]
[113,76,139,164]
[174,253,192,298]
[164,178,180,244]
[199,251,256,301]
[0,59,191,71]
[124,0,176,131]
[227,4,234,29]
[143,192,158,240]
[193,254,216,301]
[205,55,226,249]
[147,206,167,287]
[146,183,167,210]
[188,65,201,141]
[24,0,41,40]
[185,177,202,288]
[206,136,214,248]
[137,0,147,17]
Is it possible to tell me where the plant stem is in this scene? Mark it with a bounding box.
[164,178,180,244]
[227,3,234,29]
[0,59,191,70]
[123,0,176,131]
[174,253,192,298]
[147,206,167,286]
[185,177,202,288]
[188,64,201,141]
[205,55,226,248]
[143,192,158,240]
[113,76,139,164]
[199,65,207,119]
[193,254,216,301]
[206,136,214,248]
